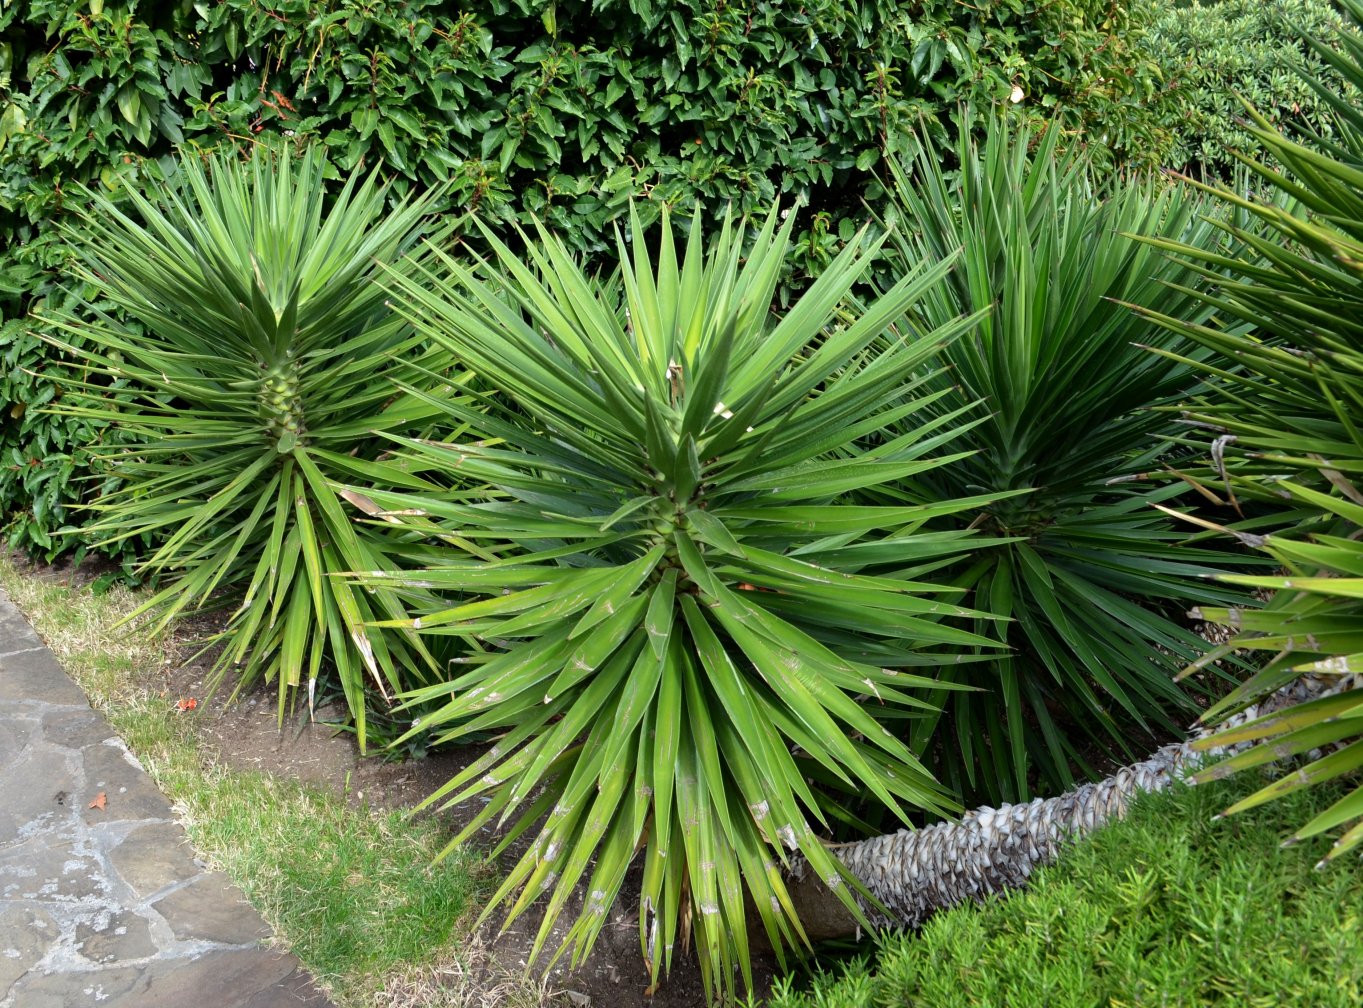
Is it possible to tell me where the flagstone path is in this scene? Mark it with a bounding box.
[0,589,333,1008]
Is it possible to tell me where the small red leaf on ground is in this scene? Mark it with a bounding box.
[89,792,107,811]
[176,697,198,711]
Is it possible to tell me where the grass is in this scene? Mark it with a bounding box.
[767,773,1363,1008]
[0,555,547,1008]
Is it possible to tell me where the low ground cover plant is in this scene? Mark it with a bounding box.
[1145,0,1361,178]
[765,775,1363,1008]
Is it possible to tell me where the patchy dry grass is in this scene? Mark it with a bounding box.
[372,936,564,1008]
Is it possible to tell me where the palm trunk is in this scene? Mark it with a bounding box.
[783,675,1336,942]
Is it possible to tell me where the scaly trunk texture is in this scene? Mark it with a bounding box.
[784,675,1341,942]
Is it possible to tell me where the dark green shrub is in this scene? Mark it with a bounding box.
[766,776,1363,1008]
[0,200,165,565]
[48,144,456,745]
[0,316,147,568]
[869,117,1259,804]
[350,207,1009,1001]
[1145,0,1362,178]
[0,0,1175,562]
[1,0,1176,238]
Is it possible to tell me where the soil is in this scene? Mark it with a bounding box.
[10,552,777,1008]
[168,669,748,1008]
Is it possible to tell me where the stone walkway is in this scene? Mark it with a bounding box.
[0,590,334,1007]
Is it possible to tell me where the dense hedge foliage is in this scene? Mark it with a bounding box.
[1,0,1173,235]
[1146,0,1361,178]
[0,0,1175,562]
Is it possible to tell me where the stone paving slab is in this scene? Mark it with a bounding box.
[0,589,334,1008]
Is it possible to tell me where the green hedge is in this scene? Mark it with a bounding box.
[0,0,1173,563]
[0,0,1174,240]
[1145,0,1361,178]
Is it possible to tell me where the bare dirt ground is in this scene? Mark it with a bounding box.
[11,552,777,1008]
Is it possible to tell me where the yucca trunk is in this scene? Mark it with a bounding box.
[784,675,1342,942]
[259,355,306,450]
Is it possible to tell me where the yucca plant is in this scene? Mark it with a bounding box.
[1131,0,1363,863]
[349,207,1012,1000]
[869,117,1261,803]
[44,144,461,745]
